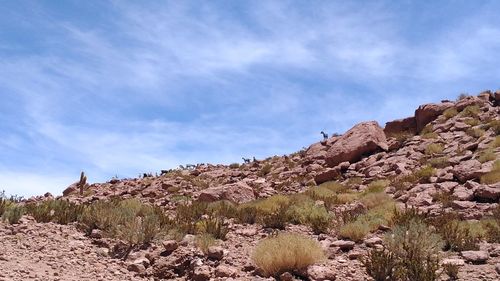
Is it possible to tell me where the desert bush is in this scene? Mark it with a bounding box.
[415,165,436,182]
[493,136,500,148]
[466,128,485,138]
[488,120,500,135]
[442,108,458,119]
[319,181,348,193]
[196,215,229,240]
[438,220,480,251]
[286,197,331,233]
[236,204,259,224]
[360,192,393,210]
[391,205,428,227]
[196,233,216,254]
[79,198,170,246]
[207,200,237,218]
[345,177,364,187]
[464,118,480,127]
[364,180,390,194]
[252,233,325,277]
[420,124,434,136]
[258,164,273,177]
[482,219,500,243]
[261,203,290,229]
[25,199,84,224]
[428,156,450,168]
[229,163,240,169]
[0,191,10,217]
[480,160,500,184]
[443,263,459,280]
[339,200,395,242]
[457,93,469,100]
[432,191,456,207]
[460,105,480,118]
[362,247,397,281]
[174,201,208,233]
[384,220,443,281]
[2,204,24,224]
[478,148,496,163]
[425,143,444,155]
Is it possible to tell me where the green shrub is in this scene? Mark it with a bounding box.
[438,220,480,251]
[443,263,459,280]
[196,233,216,254]
[391,205,428,227]
[432,191,456,208]
[463,118,480,126]
[362,247,397,281]
[488,120,500,135]
[478,149,496,163]
[414,165,436,182]
[425,143,444,155]
[196,215,229,240]
[2,204,24,224]
[460,105,480,118]
[442,108,458,119]
[252,233,325,277]
[428,156,449,168]
[364,180,390,194]
[466,128,485,138]
[25,199,84,224]
[384,220,443,281]
[339,200,395,242]
[493,136,500,148]
[286,197,331,233]
[480,160,500,184]
[258,164,273,176]
[207,200,237,218]
[261,203,290,229]
[236,204,259,224]
[79,198,170,246]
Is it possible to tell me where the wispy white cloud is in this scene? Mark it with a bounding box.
[1,1,500,197]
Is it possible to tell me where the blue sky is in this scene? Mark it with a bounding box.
[1,1,499,197]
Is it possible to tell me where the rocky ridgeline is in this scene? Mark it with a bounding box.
[1,91,499,281]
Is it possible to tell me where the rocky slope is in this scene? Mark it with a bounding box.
[1,90,499,281]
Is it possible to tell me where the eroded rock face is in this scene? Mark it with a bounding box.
[325,121,388,167]
[198,181,255,203]
[414,102,454,132]
[384,116,417,135]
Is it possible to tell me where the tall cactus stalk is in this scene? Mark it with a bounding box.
[78,171,87,196]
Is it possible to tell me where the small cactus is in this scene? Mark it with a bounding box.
[78,171,87,196]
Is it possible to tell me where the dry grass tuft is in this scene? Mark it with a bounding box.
[480,160,500,184]
[252,233,325,277]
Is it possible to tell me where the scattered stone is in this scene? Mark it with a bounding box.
[461,251,489,264]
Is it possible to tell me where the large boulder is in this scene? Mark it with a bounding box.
[198,181,255,203]
[414,102,454,132]
[325,121,388,167]
[452,160,485,183]
[384,116,417,135]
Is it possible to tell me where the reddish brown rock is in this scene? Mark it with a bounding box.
[198,181,255,203]
[325,121,388,167]
[314,168,341,185]
[414,102,454,132]
[384,116,417,135]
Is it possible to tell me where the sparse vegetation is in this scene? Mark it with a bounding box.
[428,156,449,168]
[443,263,459,280]
[421,125,438,139]
[2,204,24,224]
[460,105,481,118]
[384,220,443,281]
[478,148,496,163]
[196,215,229,240]
[364,180,390,194]
[442,108,458,119]
[26,199,84,224]
[252,233,325,277]
[466,127,485,138]
[258,163,273,176]
[362,247,397,281]
[488,119,500,135]
[480,160,500,184]
[195,233,216,254]
[425,143,444,155]
[438,220,481,251]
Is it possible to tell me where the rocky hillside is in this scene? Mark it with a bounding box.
[1,91,499,281]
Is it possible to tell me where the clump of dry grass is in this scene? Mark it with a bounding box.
[442,108,458,119]
[195,233,217,254]
[480,160,500,184]
[478,148,496,163]
[252,233,325,277]
[425,143,444,155]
